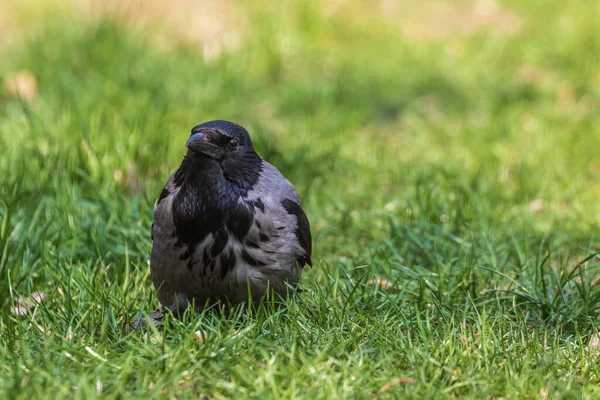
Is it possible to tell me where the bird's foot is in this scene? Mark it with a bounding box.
[132,307,167,329]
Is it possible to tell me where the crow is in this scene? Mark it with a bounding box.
[149,120,311,323]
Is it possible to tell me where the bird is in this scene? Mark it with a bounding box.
[149,120,312,323]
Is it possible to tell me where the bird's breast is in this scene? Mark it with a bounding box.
[151,186,302,303]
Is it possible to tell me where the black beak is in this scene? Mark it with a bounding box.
[186,132,221,159]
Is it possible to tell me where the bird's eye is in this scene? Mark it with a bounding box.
[229,138,239,148]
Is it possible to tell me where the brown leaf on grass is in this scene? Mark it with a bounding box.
[451,368,461,382]
[10,292,46,316]
[195,330,208,343]
[10,303,30,317]
[373,377,416,399]
[368,277,393,289]
[587,332,600,352]
[31,292,47,303]
[3,71,38,102]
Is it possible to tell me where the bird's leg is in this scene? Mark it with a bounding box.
[149,294,190,326]
[131,306,166,329]
[148,306,167,326]
[170,293,190,318]
[132,294,189,329]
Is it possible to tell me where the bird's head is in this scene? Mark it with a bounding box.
[186,120,256,162]
[181,120,262,193]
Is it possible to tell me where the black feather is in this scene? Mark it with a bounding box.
[157,186,170,205]
[171,156,238,250]
[245,238,260,248]
[179,248,190,261]
[220,250,236,277]
[251,198,265,212]
[210,227,229,257]
[241,249,266,267]
[225,204,254,241]
[281,198,312,267]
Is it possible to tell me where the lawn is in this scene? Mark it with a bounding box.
[1,0,600,398]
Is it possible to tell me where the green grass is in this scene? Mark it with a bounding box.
[2,0,600,398]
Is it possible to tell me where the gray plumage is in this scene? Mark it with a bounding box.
[149,120,312,317]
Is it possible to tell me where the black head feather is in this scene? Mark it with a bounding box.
[171,121,263,253]
[186,120,262,194]
[191,120,253,147]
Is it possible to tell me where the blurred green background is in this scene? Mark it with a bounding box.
[1,0,600,398]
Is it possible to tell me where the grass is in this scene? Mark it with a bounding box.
[1,0,600,398]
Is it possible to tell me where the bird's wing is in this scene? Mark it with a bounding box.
[280,197,312,267]
[260,162,313,267]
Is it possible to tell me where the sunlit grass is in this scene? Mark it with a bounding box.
[1,0,600,398]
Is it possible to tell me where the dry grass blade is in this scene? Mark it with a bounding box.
[373,377,416,399]
[195,330,208,343]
